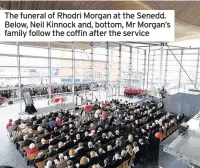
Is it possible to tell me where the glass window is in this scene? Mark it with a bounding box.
[20,46,48,57]
[0,44,17,54]
[20,57,48,67]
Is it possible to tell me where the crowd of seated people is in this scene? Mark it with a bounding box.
[8,99,185,168]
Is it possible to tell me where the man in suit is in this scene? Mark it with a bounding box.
[38,138,49,151]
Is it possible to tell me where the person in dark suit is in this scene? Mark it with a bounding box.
[56,142,66,154]
[45,145,57,158]
[21,135,33,148]
[101,133,109,144]
[88,151,99,166]
[82,131,92,142]
[68,149,79,165]
[75,143,88,158]
[31,121,38,131]
[49,135,59,146]
[43,130,51,140]
[34,152,46,168]
[38,138,49,151]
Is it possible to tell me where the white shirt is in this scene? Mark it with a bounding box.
[133,146,139,154]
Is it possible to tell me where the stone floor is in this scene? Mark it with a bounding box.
[0,91,141,168]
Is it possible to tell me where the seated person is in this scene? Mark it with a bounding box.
[56,153,68,168]
[37,126,44,135]
[13,131,24,150]
[45,145,57,158]
[101,133,109,144]
[34,152,46,168]
[106,153,123,168]
[38,138,49,151]
[56,142,66,154]
[88,151,99,166]
[66,160,74,168]
[48,118,56,128]
[21,134,33,148]
[27,129,34,139]
[68,149,79,165]
[43,130,51,140]
[79,156,89,168]
[75,142,88,158]
[49,135,59,146]
[27,143,38,165]
[44,160,56,168]
[52,127,60,137]
[59,132,67,143]
[56,117,63,125]
[82,131,92,142]
[31,121,38,131]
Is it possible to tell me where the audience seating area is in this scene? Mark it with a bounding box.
[7,99,185,168]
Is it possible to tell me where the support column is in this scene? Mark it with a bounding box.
[72,42,75,104]
[106,42,109,100]
[48,42,52,105]
[136,49,139,75]
[159,43,164,88]
[17,42,22,114]
[91,42,94,101]
[151,50,155,88]
[164,50,168,86]
[129,47,132,86]
[178,49,183,92]
[195,49,200,87]
[118,44,122,95]
[143,50,146,89]
[146,44,150,89]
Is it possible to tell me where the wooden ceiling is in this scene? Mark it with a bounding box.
[1,1,200,42]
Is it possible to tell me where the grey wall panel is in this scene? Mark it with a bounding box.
[163,93,200,118]
[136,93,200,118]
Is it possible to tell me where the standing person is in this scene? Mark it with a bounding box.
[0,95,5,105]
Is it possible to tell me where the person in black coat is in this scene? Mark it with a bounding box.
[82,131,92,142]
[76,143,88,158]
[34,152,46,168]
[38,138,49,151]
[21,135,33,148]
[43,130,51,140]
[45,145,57,158]
[88,151,99,166]
[49,135,59,146]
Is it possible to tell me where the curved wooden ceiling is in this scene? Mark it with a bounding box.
[0,1,200,41]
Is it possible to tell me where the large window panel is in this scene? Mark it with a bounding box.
[0,43,17,55]
[0,67,18,77]
[20,46,48,57]
[20,68,48,77]
[20,57,48,67]
[0,56,18,66]
[75,51,91,60]
[51,59,72,68]
[51,49,72,59]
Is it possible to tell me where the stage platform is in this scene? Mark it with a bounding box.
[159,113,200,168]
